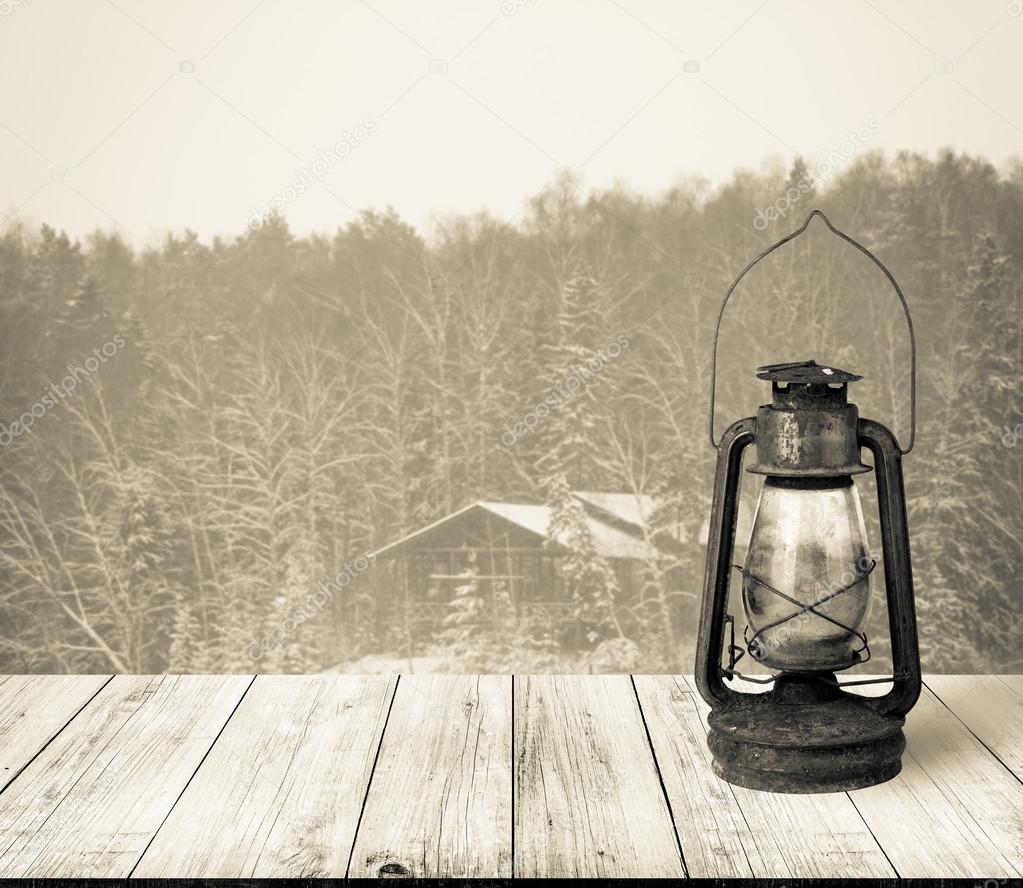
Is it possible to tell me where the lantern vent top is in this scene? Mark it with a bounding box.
[756,360,862,385]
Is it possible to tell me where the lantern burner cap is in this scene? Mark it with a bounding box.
[757,360,862,385]
[749,359,870,476]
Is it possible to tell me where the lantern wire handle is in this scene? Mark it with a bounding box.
[708,209,917,454]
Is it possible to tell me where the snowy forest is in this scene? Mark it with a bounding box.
[0,149,1020,675]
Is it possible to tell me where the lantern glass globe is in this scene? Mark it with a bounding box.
[742,476,872,672]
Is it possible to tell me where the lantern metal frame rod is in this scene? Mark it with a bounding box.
[707,209,917,455]
[694,211,922,792]
[732,558,876,661]
[719,607,911,690]
[695,406,921,718]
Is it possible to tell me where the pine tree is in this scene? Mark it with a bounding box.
[439,551,485,669]
[785,156,816,206]
[118,307,158,400]
[264,538,319,672]
[529,268,624,649]
[168,593,207,672]
[534,267,609,488]
[958,233,1023,667]
[49,275,110,362]
[906,230,1020,669]
[115,463,176,670]
[543,475,621,647]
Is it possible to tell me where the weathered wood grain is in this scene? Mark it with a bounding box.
[0,672,1019,880]
[998,675,1023,697]
[849,683,1022,877]
[680,675,895,879]
[926,675,1023,779]
[349,675,511,878]
[135,674,396,879]
[0,674,250,878]
[632,674,760,877]
[0,674,110,793]
[515,675,684,878]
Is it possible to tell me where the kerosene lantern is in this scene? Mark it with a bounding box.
[695,210,921,793]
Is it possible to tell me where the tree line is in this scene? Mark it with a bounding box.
[0,148,1020,673]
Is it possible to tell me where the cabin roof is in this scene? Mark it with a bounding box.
[370,492,661,561]
[571,491,655,526]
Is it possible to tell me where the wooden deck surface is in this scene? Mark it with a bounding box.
[0,673,1020,879]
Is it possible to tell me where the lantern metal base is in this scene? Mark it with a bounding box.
[707,674,906,793]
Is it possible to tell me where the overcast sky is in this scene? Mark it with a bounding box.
[1,0,1019,246]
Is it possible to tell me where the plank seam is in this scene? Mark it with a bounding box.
[920,677,1023,875]
[845,791,901,878]
[344,673,400,879]
[678,674,763,877]
[4,676,165,872]
[511,673,515,880]
[924,677,1023,791]
[901,742,1023,878]
[0,674,114,798]
[994,674,1021,695]
[127,673,256,880]
[629,674,689,878]
[249,678,327,877]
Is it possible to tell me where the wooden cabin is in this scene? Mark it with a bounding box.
[369,491,676,649]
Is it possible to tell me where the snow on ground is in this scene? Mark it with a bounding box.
[327,653,447,674]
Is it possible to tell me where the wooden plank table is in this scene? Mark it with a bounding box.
[0,673,1019,879]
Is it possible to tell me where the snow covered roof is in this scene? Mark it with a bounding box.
[476,501,551,536]
[370,492,662,560]
[571,491,656,527]
[481,501,657,560]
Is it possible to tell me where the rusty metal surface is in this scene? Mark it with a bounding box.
[756,359,863,384]
[694,417,755,711]
[747,363,869,476]
[695,365,921,793]
[748,401,870,476]
[858,418,922,719]
[707,684,906,793]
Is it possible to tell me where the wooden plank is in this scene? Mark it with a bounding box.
[999,675,1023,696]
[632,674,758,877]
[514,675,684,878]
[0,674,250,878]
[680,676,895,879]
[849,683,1022,877]
[925,675,1023,779]
[135,675,396,879]
[0,675,110,792]
[349,675,511,878]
